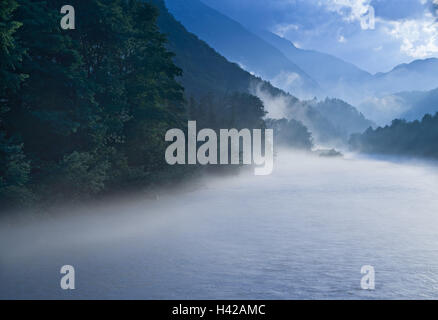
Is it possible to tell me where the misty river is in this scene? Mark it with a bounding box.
[2,152,438,299]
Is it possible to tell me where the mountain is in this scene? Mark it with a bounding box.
[150,0,375,146]
[311,98,375,136]
[257,32,438,107]
[358,87,438,126]
[152,0,289,100]
[151,0,341,143]
[371,58,438,96]
[163,0,320,99]
[164,0,438,107]
[400,88,438,121]
[255,30,373,103]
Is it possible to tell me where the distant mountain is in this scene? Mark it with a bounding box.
[163,0,438,109]
[255,30,373,103]
[153,0,311,106]
[163,0,320,99]
[371,58,438,96]
[154,0,269,99]
[151,0,373,146]
[311,98,375,136]
[258,31,438,107]
[399,88,438,121]
[358,87,438,126]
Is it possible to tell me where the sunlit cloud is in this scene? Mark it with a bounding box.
[323,0,372,24]
[383,14,438,58]
[273,23,299,37]
[338,35,347,43]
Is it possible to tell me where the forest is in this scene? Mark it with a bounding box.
[4,0,433,211]
[349,112,438,159]
[0,0,313,210]
[0,0,189,208]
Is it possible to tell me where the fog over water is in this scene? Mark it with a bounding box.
[2,152,438,299]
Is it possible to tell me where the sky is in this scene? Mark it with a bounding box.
[200,0,438,74]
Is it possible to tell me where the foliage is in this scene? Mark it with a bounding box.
[349,113,438,159]
[265,118,313,150]
[0,0,187,209]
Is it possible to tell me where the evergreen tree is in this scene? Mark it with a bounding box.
[350,113,438,159]
[1,0,189,207]
[2,0,108,201]
[0,0,32,207]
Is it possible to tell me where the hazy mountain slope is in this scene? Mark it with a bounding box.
[358,87,438,125]
[399,88,438,121]
[152,0,284,100]
[258,30,438,107]
[150,0,371,145]
[163,0,320,99]
[371,58,438,96]
[256,30,373,101]
[311,98,375,136]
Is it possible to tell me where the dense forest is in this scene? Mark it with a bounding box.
[0,0,194,209]
[349,113,438,159]
[3,0,379,211]
[1,0,313,210]
[265,118,313,150]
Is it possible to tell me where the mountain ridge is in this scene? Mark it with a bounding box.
[376,58,438,76]
[164,0,321,99]
[152,0,375,144]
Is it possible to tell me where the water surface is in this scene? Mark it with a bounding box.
[1,153,438,299]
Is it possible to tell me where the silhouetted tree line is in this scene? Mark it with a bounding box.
[265,118,313,150]
[349,113,438,159]
[187,93,266,130]
[0,0,190,209]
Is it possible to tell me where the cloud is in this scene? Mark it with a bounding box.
[201,0,438,72]
[273,23,299,37]
[383,14,438,58]
[338,35,347,43]
[432,0,438,16]
[323,0,372,24]
[271,71,301,89]
[358,95,411,125]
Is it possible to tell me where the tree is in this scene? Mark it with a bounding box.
[0,0,32,207]
[265,118,313,150]
[349,112,438,159]
[1,0,190,207]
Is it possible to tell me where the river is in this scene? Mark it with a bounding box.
[1,152,438,299]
